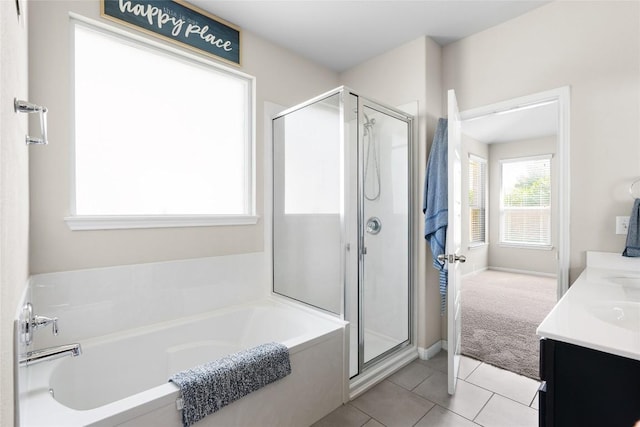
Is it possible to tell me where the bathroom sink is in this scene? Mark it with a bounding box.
[607,276,640,287]
[588,301,640,331]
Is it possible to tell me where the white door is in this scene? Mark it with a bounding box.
[447,89,464,395]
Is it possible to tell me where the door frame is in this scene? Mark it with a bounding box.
[458,87,570,298]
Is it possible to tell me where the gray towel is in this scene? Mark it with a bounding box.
[169,342,291,427]
[623,198,640,257]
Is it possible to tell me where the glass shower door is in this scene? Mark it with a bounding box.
[359,100,411,366]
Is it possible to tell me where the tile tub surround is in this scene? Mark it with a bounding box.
[314,352,539,427]
[537,251,640,361]
[27,252,269,348]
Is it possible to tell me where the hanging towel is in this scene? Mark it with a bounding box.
[423,118,448,314]
[623,198,640,257]
[169,342,291,427]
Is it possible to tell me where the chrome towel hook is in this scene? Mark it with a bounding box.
[14,98,48,145]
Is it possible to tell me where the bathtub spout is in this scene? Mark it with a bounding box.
[19,343,82,367]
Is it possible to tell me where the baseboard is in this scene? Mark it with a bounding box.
[488,266,557,278]
[462,267,489,278]
[418,340,444,360]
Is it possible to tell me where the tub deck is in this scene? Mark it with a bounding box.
[19,298,347,427]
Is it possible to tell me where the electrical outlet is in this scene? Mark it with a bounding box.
[616,216,630,235]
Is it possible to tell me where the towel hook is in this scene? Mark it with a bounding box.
[14,98,48,145]
[629,178,640,199]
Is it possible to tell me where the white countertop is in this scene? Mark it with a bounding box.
[537,252,640,361]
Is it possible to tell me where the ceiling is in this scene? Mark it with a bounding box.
[189,0,551,72]
[462,101,558,144]
[189,1,556,141]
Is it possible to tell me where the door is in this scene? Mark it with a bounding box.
[359,98,411,369]
[447,89,463,395]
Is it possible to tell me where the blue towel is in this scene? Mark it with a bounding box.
[623,198,640,257]
[169,342,291,427]
[423,118,448,314]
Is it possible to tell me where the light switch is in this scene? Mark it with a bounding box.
[616,216,630,235]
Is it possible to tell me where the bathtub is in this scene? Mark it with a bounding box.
[19,298,347,426]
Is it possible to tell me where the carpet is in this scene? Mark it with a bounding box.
[461,270,557,379]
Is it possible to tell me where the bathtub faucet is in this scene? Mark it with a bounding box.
[20,302,60,346]
[19,343,82,367]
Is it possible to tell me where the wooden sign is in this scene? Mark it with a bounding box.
[101,0,241,66]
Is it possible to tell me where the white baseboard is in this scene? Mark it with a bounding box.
[462,267,489,278]
[488,266,557,278]
[418,340,444,360]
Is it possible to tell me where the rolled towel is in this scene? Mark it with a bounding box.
[623,199,640,257]
[169,342,291,427]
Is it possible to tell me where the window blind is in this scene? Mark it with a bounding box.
[468,155,487,244]
[500,156,551,246]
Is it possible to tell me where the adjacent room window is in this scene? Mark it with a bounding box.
[500,155,552,247]
[70,22,254,229]
[468,154,487,246]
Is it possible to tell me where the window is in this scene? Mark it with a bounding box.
[468,154,487,246]
[68,22,255,230]
[500,155,552,247]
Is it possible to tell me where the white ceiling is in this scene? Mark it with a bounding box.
[189,0,551,72]
[461,101,558,144]
[189,1,556,141]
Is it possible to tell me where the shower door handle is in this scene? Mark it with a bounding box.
[360,236,367,256]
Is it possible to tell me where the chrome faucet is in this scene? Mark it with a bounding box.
[19,343,82,367]
[18,302,83,366]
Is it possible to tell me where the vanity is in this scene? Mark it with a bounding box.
[537,252,640,427]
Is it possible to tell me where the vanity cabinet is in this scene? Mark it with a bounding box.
[539,338,640,427]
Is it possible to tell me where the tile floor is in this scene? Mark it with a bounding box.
[313,352,540,427]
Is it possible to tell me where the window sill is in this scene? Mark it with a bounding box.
[498,243,554,251]
[64,215,259,231]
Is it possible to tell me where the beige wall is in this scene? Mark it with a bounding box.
[460,134,489,276]
[0,1,30,425]
[443,1,640,282]
[488,136,557,274]
[28,0,339,274]
[340,36,443,350]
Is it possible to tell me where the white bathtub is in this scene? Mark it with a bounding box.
[19,299,347,426]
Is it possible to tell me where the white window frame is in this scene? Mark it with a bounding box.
[499,154,553,250]
[65,16,257,231]
[468,154,488,248]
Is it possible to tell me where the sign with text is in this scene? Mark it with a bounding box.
[101,0,241,66]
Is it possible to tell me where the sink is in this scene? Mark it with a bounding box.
[588,301,640,331]
[607,276,640,287]
[603,276,640,301]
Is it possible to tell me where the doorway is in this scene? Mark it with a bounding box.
[456,88,570,379]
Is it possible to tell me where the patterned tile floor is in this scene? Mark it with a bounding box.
[313,352,540,427]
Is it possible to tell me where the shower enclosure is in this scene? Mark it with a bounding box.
[272,87,414,383]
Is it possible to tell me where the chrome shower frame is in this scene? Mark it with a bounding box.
[271,86,416,395]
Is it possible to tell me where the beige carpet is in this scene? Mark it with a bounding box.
[461,270,557,379]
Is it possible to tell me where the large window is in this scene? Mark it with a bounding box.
[468,154,487,246]
[500,155,552,247]
[69,22,254,229]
